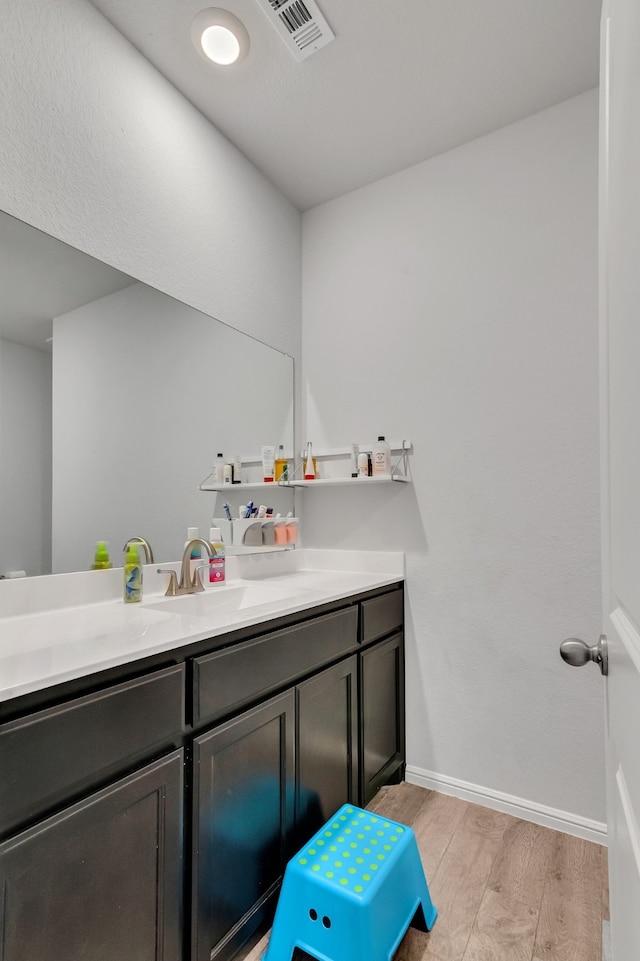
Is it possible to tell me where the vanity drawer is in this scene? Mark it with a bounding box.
[0,664,185,838]
[360,589,404,645]
[193,606,358,726]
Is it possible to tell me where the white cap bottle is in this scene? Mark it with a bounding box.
[372,436,391,476]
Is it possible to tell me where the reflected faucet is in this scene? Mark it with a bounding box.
[122,536,155,564]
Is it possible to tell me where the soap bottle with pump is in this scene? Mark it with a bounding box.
[91,541,113,570]
[124,543,142,603]
[208,527,226,584]
[372,436,391,476]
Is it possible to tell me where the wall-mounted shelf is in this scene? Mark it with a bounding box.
[199,482,289,492]
[283,475,410,488]
[285,439,413,486]
[199,440,412,490]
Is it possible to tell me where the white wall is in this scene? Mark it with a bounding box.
[302,91,605,827]
[52,283,294,572]
[0,339,52,576]
[0,0,300,359]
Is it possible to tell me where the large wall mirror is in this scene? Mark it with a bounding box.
[0,212,294,577]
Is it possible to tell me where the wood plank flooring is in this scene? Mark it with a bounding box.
[238,783,608,961]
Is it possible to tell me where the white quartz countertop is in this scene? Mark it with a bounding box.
[0,550,403,703]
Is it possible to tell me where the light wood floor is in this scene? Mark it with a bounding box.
[239,783,609,961]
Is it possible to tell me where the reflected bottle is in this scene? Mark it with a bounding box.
[91,540,113,570]
[275,445,288,482]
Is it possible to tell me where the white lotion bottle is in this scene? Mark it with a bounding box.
[372,436,391,476]
[211,452,224,484]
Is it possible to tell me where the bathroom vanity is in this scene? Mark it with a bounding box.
[0,557,405,961]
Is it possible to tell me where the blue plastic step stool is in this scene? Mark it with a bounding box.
[263,803,437,961]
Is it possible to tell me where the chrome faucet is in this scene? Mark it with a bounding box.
[122,536,154,564]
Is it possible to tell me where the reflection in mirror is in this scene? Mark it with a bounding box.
[0,213,294,577]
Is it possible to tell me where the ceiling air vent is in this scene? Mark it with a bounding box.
[255,0,335,62]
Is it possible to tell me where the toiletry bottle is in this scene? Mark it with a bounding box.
[304,441,316,480]
[211,452,224,484]
[372,436,391,476]
[91,541,113,569]
[275,444,288,482]
[208,527,226,584]
[357,452,369,478]
[232,454,242,484]
[123,543,142,603]
[350,444,359,478]
[223,463,233,485]
[185,527,201,578]
[262,445,276,482]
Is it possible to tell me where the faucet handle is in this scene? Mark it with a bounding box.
[157,568,179,597]
[191,564,208,593]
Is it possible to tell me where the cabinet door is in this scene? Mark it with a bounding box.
[296,655,358,834]
[360,632,405,805]
[0,750,183,961]
[192,690,295,961]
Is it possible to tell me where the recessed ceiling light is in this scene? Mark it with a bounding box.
[191,8,250,66]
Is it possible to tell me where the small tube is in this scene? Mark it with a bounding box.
[350,444,359,478]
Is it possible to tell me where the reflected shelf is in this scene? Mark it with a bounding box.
[199,481,292,491]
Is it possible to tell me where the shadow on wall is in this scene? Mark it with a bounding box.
[403,590,437,774]
[300,484,429,553]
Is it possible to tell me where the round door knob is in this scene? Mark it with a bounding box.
[559,636,608,676]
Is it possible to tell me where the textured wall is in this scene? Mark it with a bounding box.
[0,0,301,359]
[302,91,605,824]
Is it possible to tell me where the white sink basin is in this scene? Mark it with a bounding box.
[146,582,307,618]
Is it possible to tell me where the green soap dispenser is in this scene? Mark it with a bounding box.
[91,541,113,570]
[124,543,142,603]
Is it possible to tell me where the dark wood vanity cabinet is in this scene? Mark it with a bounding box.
[360,631,405,803]
[192,691,296,961]
[297,654,359,822]
[0,664,186,961]
[0,751,184,961]
[0,583,404,961]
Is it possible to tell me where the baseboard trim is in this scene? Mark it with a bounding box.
[405,765,608,845]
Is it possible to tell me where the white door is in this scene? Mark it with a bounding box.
[599,0,640,956]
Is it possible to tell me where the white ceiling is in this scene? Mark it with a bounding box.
[89,0,601,210]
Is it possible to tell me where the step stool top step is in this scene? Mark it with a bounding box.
[292,804,408,900]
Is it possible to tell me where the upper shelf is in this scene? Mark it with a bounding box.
[199,439,412,491]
